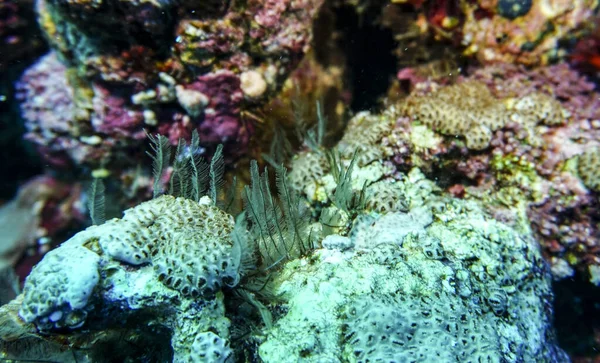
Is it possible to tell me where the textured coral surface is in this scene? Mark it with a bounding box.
[261,169,566,362]
[461,0,598,65]
[5,195,235,362]
[289,62,600,286]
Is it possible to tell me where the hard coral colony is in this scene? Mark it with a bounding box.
[1,0,600,362]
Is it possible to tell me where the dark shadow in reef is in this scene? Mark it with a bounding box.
[0,0,47,201]
[332,2,397,113]
[553,272,600,360]
[0,61,45,201]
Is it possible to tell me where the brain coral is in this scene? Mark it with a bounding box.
[19,243,100,330]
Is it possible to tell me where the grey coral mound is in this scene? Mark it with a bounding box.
[19,244,100,330]
[259,172,568,363]
[152,197,239,297]
[16,195,238,362]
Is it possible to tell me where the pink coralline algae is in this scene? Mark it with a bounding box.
[390,62,600,284]
[186,71,249,146]
[91,83,146,137]
[17,53,74,138]
[17,53,117,168]
[18,52,255,172]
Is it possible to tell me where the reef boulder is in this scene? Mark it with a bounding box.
[1,195,238,362]
[260,169,568,362]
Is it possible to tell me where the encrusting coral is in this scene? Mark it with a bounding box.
[577,146,600,192]
[260,168,568,362]
[402,80,568,150]
[4,195,237,362]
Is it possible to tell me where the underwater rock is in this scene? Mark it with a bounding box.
[289,62,600,285]
[26,0,323,155]
[460,0,598,65]
[17,50,249,169]
[0,165,570,361]
[1,195,237,362]
[15,0,324,213]
[259,171,568,362]
[399,65,600,286]
[363,0,597,69]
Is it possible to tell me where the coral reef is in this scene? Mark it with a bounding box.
[5,0,600,361]
[27,0,323,158]
[14,0,324,216]
[419,67,594,278]
[403,80,567,150]
[577,147,600,192]
[2,195,237,361]
[460,0,598,65]
[0,0,47,201]
[467,63,600,284]
[260,169,567,362]
[288,62,600,286]
[0,168,568,362]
